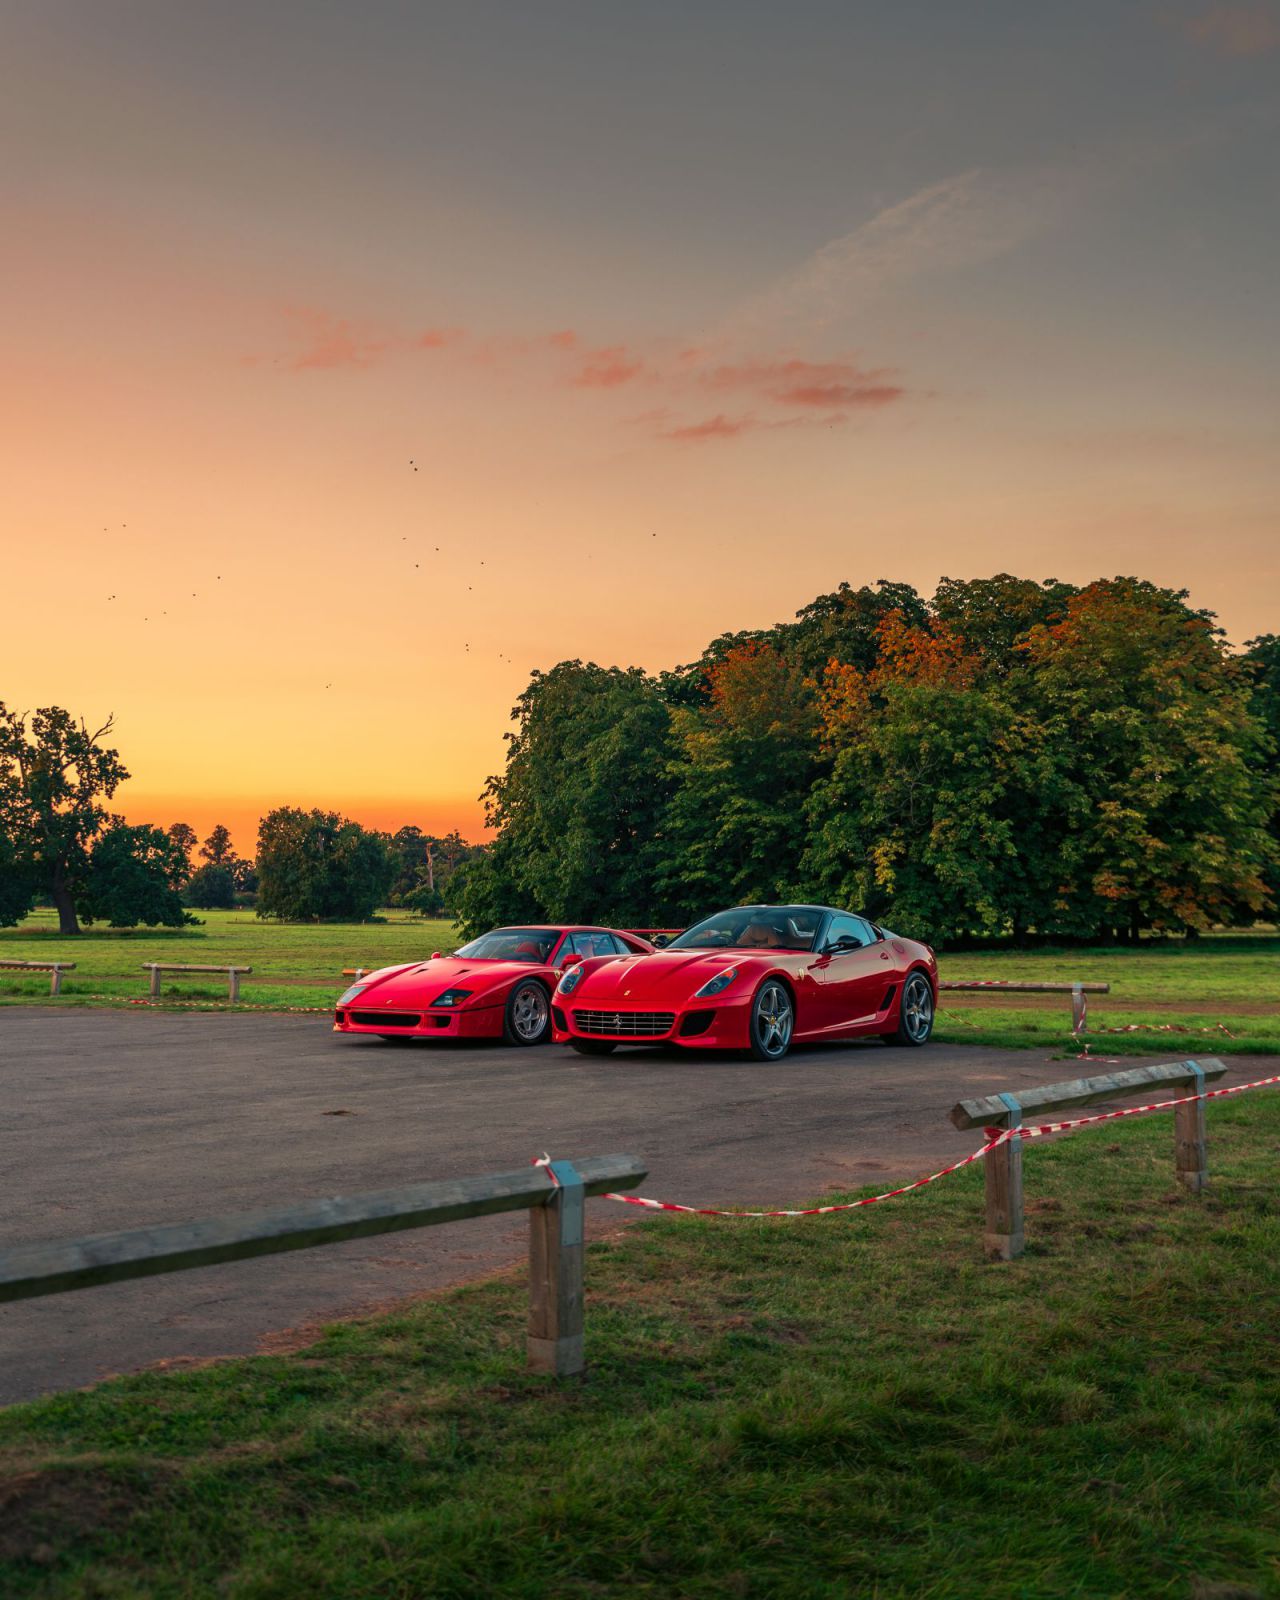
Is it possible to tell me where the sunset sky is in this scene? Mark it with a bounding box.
[4,2,1278,852]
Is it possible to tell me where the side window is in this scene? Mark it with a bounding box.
[825,915,870,951]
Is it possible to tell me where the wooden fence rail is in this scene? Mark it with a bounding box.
[949,1057,1227,1260]
[0,959,76,996]
[938,978,1110,1032]
[143,963,252,1002]
[0,1153,647,1377]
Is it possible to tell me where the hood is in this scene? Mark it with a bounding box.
[351,956,538,1003]
[570,949,762,1004]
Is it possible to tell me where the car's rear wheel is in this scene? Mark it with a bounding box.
[504,980,551,1046]
[570,1039,617,1056]
[882,972,934,1046]
[749,980,794,1061]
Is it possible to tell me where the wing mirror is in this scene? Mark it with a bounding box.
[430,951,441,960]
[560,953,584,971]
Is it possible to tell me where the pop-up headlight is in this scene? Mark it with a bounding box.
[430,988,473,1008]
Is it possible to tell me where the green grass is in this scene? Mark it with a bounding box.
[2,1093,1278,1598]
[0,909,462,1010]
[935,1006,1280,1057]
[938,937,1280,1005]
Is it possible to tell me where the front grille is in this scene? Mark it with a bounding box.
[679,1009,715,1037]
[349,1010,421,1028]
[573,1009,675,1038]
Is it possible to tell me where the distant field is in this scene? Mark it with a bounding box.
[1,913,1276,1054]
[0,908,461,1010]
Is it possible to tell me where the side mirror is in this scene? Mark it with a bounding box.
[560,953,584,971]
[430,951,441,960]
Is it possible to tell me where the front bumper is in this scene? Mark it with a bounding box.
[334,1000,503,1038]
[551,994,753,1050]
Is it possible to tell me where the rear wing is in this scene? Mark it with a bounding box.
[625,928,685,949]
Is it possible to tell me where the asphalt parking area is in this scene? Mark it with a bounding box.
[2,1008,1264,1403]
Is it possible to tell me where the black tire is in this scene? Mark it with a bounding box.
[503,979,552,1046]
[571,1038,617,1056]
[748,978,794,1062]
[881,971,935,1047]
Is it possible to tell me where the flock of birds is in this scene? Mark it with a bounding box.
[98,458,525,667]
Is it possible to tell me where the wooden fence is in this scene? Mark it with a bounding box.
[950,1057,1227,1260]
[0,1153,647,1377]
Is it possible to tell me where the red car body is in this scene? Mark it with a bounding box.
[551,904,937,1059]
[333,925,656,1045]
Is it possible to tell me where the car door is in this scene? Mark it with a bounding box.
[812,914,894,1032]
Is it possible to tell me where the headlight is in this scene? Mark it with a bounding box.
[557,965,585,995]
[337,984,367,1006]
[694,967,737,998]
[430,988,473,1007]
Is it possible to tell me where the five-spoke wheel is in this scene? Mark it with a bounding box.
[749,979,794,1061]
[504,980,551,1046]
[882,971,934,1047]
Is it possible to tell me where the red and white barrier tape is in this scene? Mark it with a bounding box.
[565,1073,1280,1220]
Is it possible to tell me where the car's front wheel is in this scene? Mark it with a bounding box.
[504,980,551,1046]
[749,980,794,1061]
[882,972,934,1047]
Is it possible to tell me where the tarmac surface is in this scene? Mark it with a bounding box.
[0,1007,1262,1404]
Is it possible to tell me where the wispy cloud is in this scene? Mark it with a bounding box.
[1181,4,1280,55]
[728,166,1080,336]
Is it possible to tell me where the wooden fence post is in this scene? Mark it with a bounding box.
[1071,982,1086,1034]
[228,970,241,1003]
[528,1160,586,1377]
[148,965,161,999]
[984,1093,1024,1261]
[1174,1062,1208,1192]
[50,967,64,997]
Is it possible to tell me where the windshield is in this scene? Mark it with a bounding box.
[452,928,560,963]
[667,906,824,952]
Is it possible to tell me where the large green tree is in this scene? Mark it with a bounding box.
[256,808,393,921]
[81,823,190,928]
[1012,580,1275,937]
[0,705,129,933]
[457,662,673,934]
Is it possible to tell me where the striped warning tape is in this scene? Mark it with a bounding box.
[578,1073,1280,1219]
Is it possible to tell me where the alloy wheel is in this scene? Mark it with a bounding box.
[902,975,934,1042]
[755,981,794,1058]
[511,983,549,1042]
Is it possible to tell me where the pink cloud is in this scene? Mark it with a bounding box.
[571,344,644,388]
[266,304,910,447]
[661,413,757,443]
[774,381,904,408]
[1182,4,1280,54]
[283,306,392,370]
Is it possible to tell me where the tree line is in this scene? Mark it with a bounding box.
[456,575,1279,945]
[0,705,481,932]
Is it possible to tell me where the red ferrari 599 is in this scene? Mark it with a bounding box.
[551,903,937,1060]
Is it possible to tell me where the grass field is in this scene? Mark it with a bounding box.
[1,912,1277,1055]
[2,1087,1277,1597]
